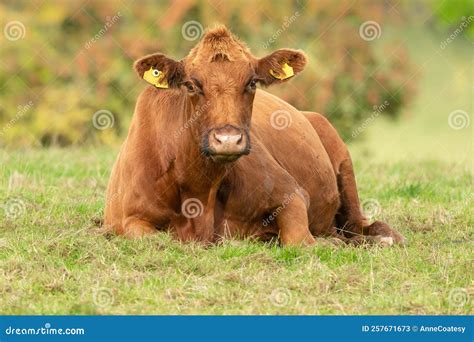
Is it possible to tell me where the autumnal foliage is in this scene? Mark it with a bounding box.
[0,0,424,146]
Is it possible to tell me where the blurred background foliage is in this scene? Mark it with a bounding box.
[0,0,472,147]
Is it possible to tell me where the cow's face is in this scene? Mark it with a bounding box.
[182,58,256,163]
[133,27,306,163]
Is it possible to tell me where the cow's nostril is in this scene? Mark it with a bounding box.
[213,132,222,144]
[236,133,243,145]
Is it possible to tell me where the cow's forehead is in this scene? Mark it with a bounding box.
[192,60,254,89]
[185,25,254,67]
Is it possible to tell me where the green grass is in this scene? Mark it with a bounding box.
[0,148,472,315]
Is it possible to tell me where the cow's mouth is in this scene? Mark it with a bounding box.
[209,153,243,163]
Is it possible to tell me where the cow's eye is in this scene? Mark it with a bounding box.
[184,81,195,93]
[246,79,258,92]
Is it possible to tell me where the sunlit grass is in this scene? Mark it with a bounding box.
[0,148,472,314]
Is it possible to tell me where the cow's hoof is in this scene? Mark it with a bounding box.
[365,221,406,246]
[373,235,394,247]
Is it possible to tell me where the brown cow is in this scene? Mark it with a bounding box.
[104,25,405,246]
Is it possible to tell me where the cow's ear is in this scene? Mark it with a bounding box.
[256,49,307,86]
[133,53,185,89]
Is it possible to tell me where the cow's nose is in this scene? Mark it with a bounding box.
[206,125,249,162]
[214,132,243,145]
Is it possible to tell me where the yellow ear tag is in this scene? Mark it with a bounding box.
[269,63,294,80]
[143,67,169,89]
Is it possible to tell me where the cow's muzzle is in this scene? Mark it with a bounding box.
[202,125,250,163]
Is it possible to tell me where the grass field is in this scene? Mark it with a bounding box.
[0,147,472,315]
[1,22,472,315]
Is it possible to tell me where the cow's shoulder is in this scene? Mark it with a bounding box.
[252,89,318,138]
[121,87,186,180]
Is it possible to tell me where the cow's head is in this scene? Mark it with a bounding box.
[134,26,306,163]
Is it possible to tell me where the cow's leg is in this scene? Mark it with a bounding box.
[172,212,215,244]
[277,195,316,246]
[176,179,223,244]
[122,217,156,238]
[302,112,405,245]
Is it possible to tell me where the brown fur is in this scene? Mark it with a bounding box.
[104,26,405,246]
